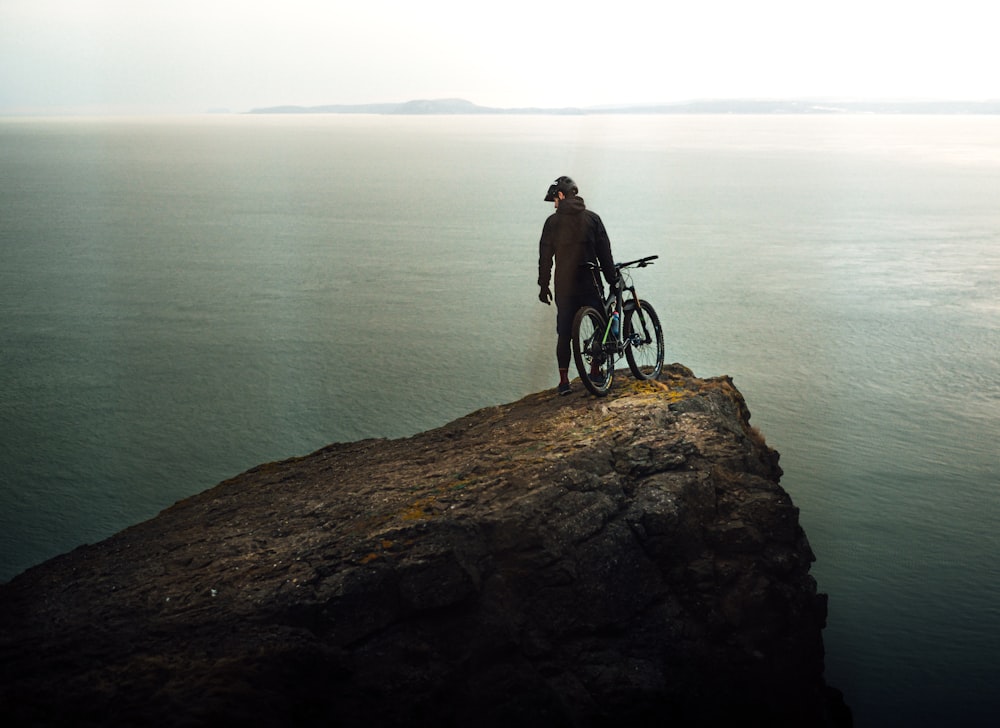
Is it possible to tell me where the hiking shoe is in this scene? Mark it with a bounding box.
[558,382,572,396]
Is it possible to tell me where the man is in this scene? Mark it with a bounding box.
[537,175,617,395]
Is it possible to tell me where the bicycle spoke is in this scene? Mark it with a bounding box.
[572,306,613,396]
[625,300,664,380]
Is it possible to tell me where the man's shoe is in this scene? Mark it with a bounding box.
[558,382,572,396]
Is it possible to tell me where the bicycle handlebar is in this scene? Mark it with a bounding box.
[580,255,658,275]
[615,255,658,270]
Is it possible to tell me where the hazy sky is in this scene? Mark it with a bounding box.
[1,0,996,114]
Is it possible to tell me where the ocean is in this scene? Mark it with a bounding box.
[1,113,998,726]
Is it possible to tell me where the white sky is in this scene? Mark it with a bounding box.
[1,0,997,114]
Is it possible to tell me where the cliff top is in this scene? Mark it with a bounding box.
[0,365,849,726]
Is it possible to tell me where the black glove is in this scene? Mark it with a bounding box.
[539,286,552,305]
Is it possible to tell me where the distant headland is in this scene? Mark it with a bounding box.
[248,97,1000,115]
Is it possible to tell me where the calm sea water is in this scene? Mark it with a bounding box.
[2,114,998,726]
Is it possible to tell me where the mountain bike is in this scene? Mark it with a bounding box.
[571,255,664,396]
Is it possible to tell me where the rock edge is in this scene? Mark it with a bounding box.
[0,365,850,726]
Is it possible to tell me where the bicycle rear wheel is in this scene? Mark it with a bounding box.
[571,306,614,396]
[625,299,664,380]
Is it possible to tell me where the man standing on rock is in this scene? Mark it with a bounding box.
[537,175,617,395]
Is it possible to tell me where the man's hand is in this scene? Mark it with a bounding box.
[539,286,552,305]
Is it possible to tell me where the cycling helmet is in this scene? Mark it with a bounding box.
[544,175,578,201]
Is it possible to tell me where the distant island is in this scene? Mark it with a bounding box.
[249,97,1000,115]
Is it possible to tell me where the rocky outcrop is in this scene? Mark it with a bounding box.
[0,366,850,727]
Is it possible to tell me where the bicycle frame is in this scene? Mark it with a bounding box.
[572,254,663,396]
[589,255,658,353]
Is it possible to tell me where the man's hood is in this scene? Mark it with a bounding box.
[556,195,587,215]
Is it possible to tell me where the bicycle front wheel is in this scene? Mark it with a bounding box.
[625,299,664,380]
[571,306,614,396]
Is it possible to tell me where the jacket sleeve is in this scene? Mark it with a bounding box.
[537,217,555,287]
[592,213,617,285]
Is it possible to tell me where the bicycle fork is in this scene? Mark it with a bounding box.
[625,286,653,347]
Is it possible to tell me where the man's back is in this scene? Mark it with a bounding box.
[538,195,614,302]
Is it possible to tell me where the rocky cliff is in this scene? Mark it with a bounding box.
[0,366,850,727]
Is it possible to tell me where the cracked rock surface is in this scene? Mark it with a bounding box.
[0,365,850,727]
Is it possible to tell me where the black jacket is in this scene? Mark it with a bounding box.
[537,195,616,303]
